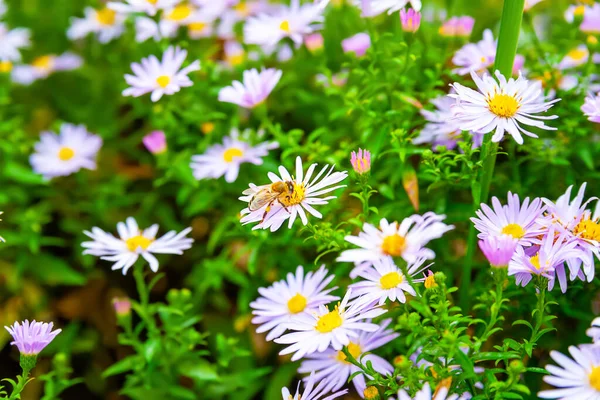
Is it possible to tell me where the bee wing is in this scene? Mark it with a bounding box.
[242,184,270,196]
[249,190,279,211]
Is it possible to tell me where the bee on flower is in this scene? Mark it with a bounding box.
[67,7,126,43]
[218,68,282,109]
[281,372,348,400]
[11,53,82,85]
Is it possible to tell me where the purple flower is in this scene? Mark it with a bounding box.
[479,235,518,268]
[400,8,421,33]
[582,93,600,123]
[142,131,167,154]
[5,320,61,356]
[218,68,282,109]
[112,297,132,317]
[350,148,371,174]
[342,33,371,57]
[304,33,324,52]
[439,16,475,37]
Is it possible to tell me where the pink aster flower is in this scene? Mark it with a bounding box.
[479,235,519,268]
[400,8,421,33]
[5,320,61,356]
[580,3,600,34]
[218,68,282,109]
[452,29,496,75]
[439,16,474,37]
[582,93,600,123]
[143,131,167,154]
[342,33,371,57]
[305,33,324,52]
[350,148,371,174]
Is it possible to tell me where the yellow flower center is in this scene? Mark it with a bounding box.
[96,8,117,26]
[147,0,158,4]
[530,254,541,270]
[233,2,249,16]
[201,122,215,134]
[488,94,520,118]
[364,387,379,399]
[574,5,586,17]
[167,4,192,21]
[280,20,291,33]
[223,148,244,163]
[315,307,343,333]
[58,147,75,161]
[32,55,53,71]
[380,271,403,289]
[287,293,307,314]
[0,61,13,73]
[501,223,526,239]
[188,22,207,32]
[125,235,153,252]
[424,273,437,289]
[589,366,600,391]
[381,233,406,257]
[568,48,588,61]
[278,183,306,207]
[336,342,362,363]
[156,75,170,88]
[227,53,245,66]
[574,219,600,241]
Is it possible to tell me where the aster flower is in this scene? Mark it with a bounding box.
[538,345,600,399]
[112,297,132,317]
[337,213,453,278]
[191,131,278,183]
[349,256,428,305]
[5,320,61,356]
[359,0,423,17]
[67,7,126,43]
[452,29,497,75]
[396,382,460,400]
[351,148,371,174]
[274,290,386,361]
[471,192,546,246]
[222,41,246,67]
[450,70,561,144]
[342,33,371,57]
[588,317,600,344]
[143,131,167,154]
[30,123,102,180]
[439,16,474,37]
[282,372,348,400]
[478,235,519,268]
[0,23,30,62]
[11,53,82,85]
[305,33,324,52]
[298,318,398,396]
[81,217,193,275]
[123,46,200,102]
[108,0,180,16]
[250,265,339,341]
[244,0,328,48]
[579,3,600,34]
[400,8,421,33]
[558,46,593,70]
[218,68,282,109]
[582,92,600,123]
[239,156,348,231]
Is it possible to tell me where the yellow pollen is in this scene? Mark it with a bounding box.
[590,367,600,391]
[488,94,520,118]
[315,307,343,333]
[125,235,153,252]
[480,56,487,63]
[188,22,207,32]
[287,293,307,314]
[0,61,12,73]
[147,0,158,4]
[233,2,249,16]
[501,223,526,239]
[32,55,53,70]
[96,8,117,25]
[280,20,291,33]
[156,75,170,88]
[530,254,541,270]
[201,122,215,134]
[167,4,192,21]
[223,148,244,163]
[278,183,306,207]
[568,48,588,61]
[574,219,600,241]
[381,234,406,257]
[227,53,245,66]
[58,147,75,161]
[336,342,362,363]
[424,273,437,289]
[588,36,599,46]
[380,271,403,289]
[574,5,586,17]
[363,387,379,399]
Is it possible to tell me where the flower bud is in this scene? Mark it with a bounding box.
[112,297,131,317]
[142,131,167,154]
[364,386,379,399]
[400,8,422,33]
[342,33,371,57]
[351,148,371,174]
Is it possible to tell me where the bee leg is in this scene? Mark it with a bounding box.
[261,202,274,224]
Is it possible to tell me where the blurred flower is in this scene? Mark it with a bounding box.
[5,320,61,356]
[338,214,453,278]
[400,8,421,33]
[358,0,422,17]
[190,130,278,183]
[274,290,386,361]
[187,20,214,39]
[108,0,180,16]
[396,382,458,400]
[123,46,200,102]
[512,54,525,75]
[349,256,428,305]
[582,92,600,123]
[478,235,518,268]
[0,23,30,62]
[342,33,371,57]
[112,297,131,317]
[30,123,102,180]
[424,271,437,288]
[0,0,5,18]
[471,192,546,246]
[250,265,339,341]
[299,318,398,395]
[239,157,348,231]
[11,53,82,85]
[82,217,193,274]
[223,41,246,67]
[350,148,371,174]
[588,317,600,344]
[67,7,126,43]
[439,16,474,37]
[142,131,167,154]
[0,211,4,242]
[450,70,561,144]
[244,0,328,48]
[305,33,324,52]
[218,68,282,109]
[538,345,600,399]
[452,29,497,75]
[580,2,600,34]
[524,0,545,12]
[558,45,593,69]
[281,372,348,400]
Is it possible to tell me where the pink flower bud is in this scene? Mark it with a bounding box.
[439,16,474,37]
[400,8,421,33]
[478,236,518,268]
[143,131,167,154]
[112,297,132,317]
[351,148,371,174]
[342,33,371,57]
[304,33,324,53]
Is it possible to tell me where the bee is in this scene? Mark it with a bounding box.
[244,181,295,222]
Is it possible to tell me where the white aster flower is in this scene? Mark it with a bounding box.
[588,317,600,345]
[82,217,193,274]
[0,23,30,62]
[239,156,348,231]
[218,68,282,109]
[274,290,387,361]
[396,382,460,400]
[452,29,497,76]
[539,345,600,400]
[0,0,5,18]
[108,0,180,16]
[250,265,339,341]
[558,45,596,70]
[299,318,397,395]
[30,123,102,180]
[12,53,82,85]
[582,92,600,123]
[123,46,200,102]
[222,41,246,68]
[282,372,348,400]
[244,0,328,48]
[358,0,422,16]
[67,7,126,43]
[337,213,453,278]
[158,3,205,37]
[450,70,561,144]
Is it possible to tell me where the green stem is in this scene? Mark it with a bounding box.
[8,369,30,400]
[133,263,157,333]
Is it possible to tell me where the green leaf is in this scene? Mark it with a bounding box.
[180,360,219,382]
[102,356,141,378]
